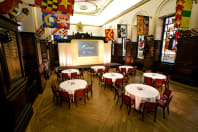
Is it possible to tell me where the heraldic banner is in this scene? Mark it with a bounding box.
[175,0,192,29]
[20,0,74,15]
[42,10,70,29]
[137,15,149,36]
[117,24,127,38]
[105,29,114,41]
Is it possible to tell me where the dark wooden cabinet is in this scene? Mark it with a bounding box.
[0,15,33,132]
[20,32,44,100]
[172,37,198,86]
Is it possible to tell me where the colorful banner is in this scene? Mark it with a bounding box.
[36,0,74,15]
[42,12,57,28]
[56,14,70,29]
[175,0,193,29]
[181,0,193,28]
[105,29,114,41]
[117,24,127,38]
[53,28,68,37]
[137,15,149,35]
[42,10,70,29]
[20,0,74,15]
[0,0,20,14]
[175,0,185,28]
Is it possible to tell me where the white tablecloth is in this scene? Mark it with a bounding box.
[59,79,87,100]
[91,66,105,72]
[61,69,79,77]
[125,84,160,110]
[143,73,167,80]
[103,73,123,83]
[119,65,134,72]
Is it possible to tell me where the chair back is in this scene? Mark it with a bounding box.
[87,80,93,90]
[60,91,70,100]
[164,89,172,98]
[123,74,129,83]
[62,73,69,80]
[116,78,123,86]
[128,68,134,73]
[51,83,56,90]
[121,68,126,73]
[98,69,103,74]
[80,70,84,76]
[104,67,109,73]
[75,89,85,98]
[143,102,158,112]
[121,93,131,105]
[118,70,124,75]
[71,72,78,79]
[51,83,60,96]
[155,79,164,84]
[116,66,119,71]
[144,77,153,86]
[105,78,112,84]
[154,79,165,87]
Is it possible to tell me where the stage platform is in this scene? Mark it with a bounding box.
[57,63,121,71]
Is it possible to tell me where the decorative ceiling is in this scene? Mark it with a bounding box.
[74,0,113,16]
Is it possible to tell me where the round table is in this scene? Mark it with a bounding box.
[119,65,134,72]
[125,84,160,110]
[103,72,123,83]
[91,66,105,72]
[61,69,79,77]
[59,79,87,100]
[143,73,167,80]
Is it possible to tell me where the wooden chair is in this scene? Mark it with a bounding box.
[89,68,95,76]
[160,89,172,100]
[71,72,78,79]
[120,93,135,115]
[62,73,69,81]
[97,69,104,76]
[154,79,165,91]
[158,96,173,119]
[165,75,171,89]
[99,74,105,87]
[85,80,93,99]
[60,91,71,109]
[116,66,119,72]
[118,70,125,75]
[123,74,129,85]
[51,83,60,104]
[140,102,158,122]
[121,68,126,74]
[104,66,109,73]
[105,78,113,90]
[78,70,84,79]
[128,68,135,75]
[113,85,123,104]
[74,89,86,107]
[56,72,62,81]
[144,77,154,86]
[115,78,123,89]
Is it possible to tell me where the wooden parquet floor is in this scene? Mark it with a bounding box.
[25,68,198,132]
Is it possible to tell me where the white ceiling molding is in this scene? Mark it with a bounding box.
[71,0,150,26]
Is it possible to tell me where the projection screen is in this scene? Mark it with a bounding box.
[78,41,98,57]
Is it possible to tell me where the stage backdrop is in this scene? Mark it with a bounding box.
[58,40,111,66]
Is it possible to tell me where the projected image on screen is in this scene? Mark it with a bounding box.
[78,41,98,57]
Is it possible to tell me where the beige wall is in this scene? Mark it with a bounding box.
[68,25,102,36]
[18,4,35,32]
